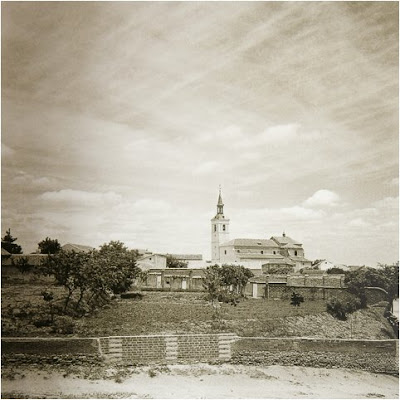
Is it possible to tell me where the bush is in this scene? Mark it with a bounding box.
[31,313,52,328]
[290,292,304,307]
[120,292,143,300]
[326,297,360,321]
[51,316,75,334]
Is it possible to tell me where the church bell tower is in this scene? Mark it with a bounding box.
[211,187,230,263]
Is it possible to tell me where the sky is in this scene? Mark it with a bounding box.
[1,1,399,266]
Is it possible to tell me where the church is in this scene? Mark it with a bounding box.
[211,190,312,272]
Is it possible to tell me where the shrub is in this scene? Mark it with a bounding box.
[326,297,360,321]
[290,292,304,307]
[51,316,75,334]
[120,292,143,300]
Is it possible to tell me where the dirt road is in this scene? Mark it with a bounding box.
[2,364,398,399]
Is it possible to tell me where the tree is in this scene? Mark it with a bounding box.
[12,256,33,274]
[39,241,141,316]
[344,265,397,309]
[38,237,61,254]
[41,249,91,312]
[166,255,188,268]
[1,228,22,254]
[326,267,346,275]
[203,264,254,305]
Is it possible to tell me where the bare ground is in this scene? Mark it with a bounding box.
[2,364,398,399]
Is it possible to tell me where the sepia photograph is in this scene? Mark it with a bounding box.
[1,1,399,398]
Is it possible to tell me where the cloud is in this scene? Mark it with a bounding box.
[280,206,326,220]
[303,190,340,207]
[39,189,122,208]
[193,161,220,175]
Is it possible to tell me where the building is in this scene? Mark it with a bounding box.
[137,253,167,270]
[210,190,312,271]
[313,259,335,271]
[167,254,204,268]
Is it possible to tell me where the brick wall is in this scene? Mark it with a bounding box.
[99,333,236,365]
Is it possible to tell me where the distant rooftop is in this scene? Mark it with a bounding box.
[220,238,279,248]
[62,243,95,253]
[167,254,203,260]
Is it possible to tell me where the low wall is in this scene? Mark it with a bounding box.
[232,337,398,374]
[99,333,236,365]
[2,335,398,374]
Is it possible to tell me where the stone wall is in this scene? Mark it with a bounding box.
[231,337,398,374]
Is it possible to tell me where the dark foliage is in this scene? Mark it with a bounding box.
[290,292,304,307]
[1,228,22,254]
[38,237,61,254]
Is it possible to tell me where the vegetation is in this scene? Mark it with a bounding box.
[344,264,399,309]
[166,255,188,268]
[39,241,140,314]
[326,297,360,321]
[1,228,22,254]
[326,267,346,274]
[263,265,294,274]
[12,256,34,274]
[38,237,61,254]
[203,264,254,306]
[290,292,304,307]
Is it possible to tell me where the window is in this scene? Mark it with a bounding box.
[261,251,263,254]
[223,225,226,231]
[149,258,152,261]
[224,250,227,255]
[273,251,276,254]
[237,250,240,253]
[214,225,216,232]
[294,250,298,256]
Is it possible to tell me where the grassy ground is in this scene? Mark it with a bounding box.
[1,284,394,338]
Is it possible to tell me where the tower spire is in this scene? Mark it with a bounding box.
[217,186,224,215]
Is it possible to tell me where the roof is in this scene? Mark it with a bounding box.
[167,254,203,260]
[262,256,295,266]
[281,243,302,249]
[2,254,48,266]
[271,236,302,246]
[138,253,167,261]
[238,254,285,260]
[220,238,279,248]
[62,243,95,253]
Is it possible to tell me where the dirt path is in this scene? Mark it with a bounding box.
[2,364,398,399]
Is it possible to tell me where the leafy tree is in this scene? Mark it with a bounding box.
[38,241,141,317]
[344,264,398,309]
[203,264,254,305]
[95,241,140,294]
[38,237,61,254]
[12,256,33,274]
[1,228,22,254]
[377,263,399,306]
[326,267,345,274]
[166,255,188,268]
[290,292,304,307]
[41,250,91,312]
